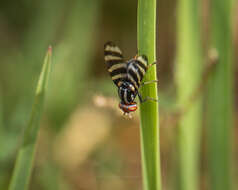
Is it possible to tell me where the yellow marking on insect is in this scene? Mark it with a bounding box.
[135,71,141,82]
[128,74,139,90]
[105,46,122,54]
[136,64,146,75]
[118,81,123,86]
[137,56,147,67]
[129,83,135,91]
[105,55,122,61]
[108,63,127,72]
[128,64,141,82]
[112,73,127,80]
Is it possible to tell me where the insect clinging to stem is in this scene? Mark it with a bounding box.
[104,41,158,117]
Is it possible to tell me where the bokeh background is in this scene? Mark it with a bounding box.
[0,0,237,189]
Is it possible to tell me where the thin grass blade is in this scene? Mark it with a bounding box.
[8,47,52,190]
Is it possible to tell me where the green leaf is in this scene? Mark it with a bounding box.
[8,46,52,190]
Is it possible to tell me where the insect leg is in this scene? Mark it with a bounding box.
[141,80,158,86]
[138,93,158,104]
[147,61,157,68]
[141,61,158,86]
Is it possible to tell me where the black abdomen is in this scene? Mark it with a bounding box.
[126,56,148,91]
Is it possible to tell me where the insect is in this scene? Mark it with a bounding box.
[104,41,157,117]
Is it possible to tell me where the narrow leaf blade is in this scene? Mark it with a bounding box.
[8,46,52,190]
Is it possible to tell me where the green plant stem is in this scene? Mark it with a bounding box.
[137,0,161,190]
[207,0,233,189]
[176,0,202,189]
[8,47,52,190]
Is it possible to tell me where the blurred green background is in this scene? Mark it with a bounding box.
[0,0,237,189]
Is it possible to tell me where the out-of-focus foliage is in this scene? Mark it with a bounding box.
[0,0,237,189]
[176,0,203,189]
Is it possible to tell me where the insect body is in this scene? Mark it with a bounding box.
[104,41,155,116]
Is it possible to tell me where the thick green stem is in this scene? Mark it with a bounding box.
[176,0,202,189]
[207,0,233,189]
[137,0,161,190]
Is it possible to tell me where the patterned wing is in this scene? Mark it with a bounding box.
[126,55,148,91]
[104,41,127,87]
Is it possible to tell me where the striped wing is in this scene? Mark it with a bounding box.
[104,41,127,87]
[126,55,148,91]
